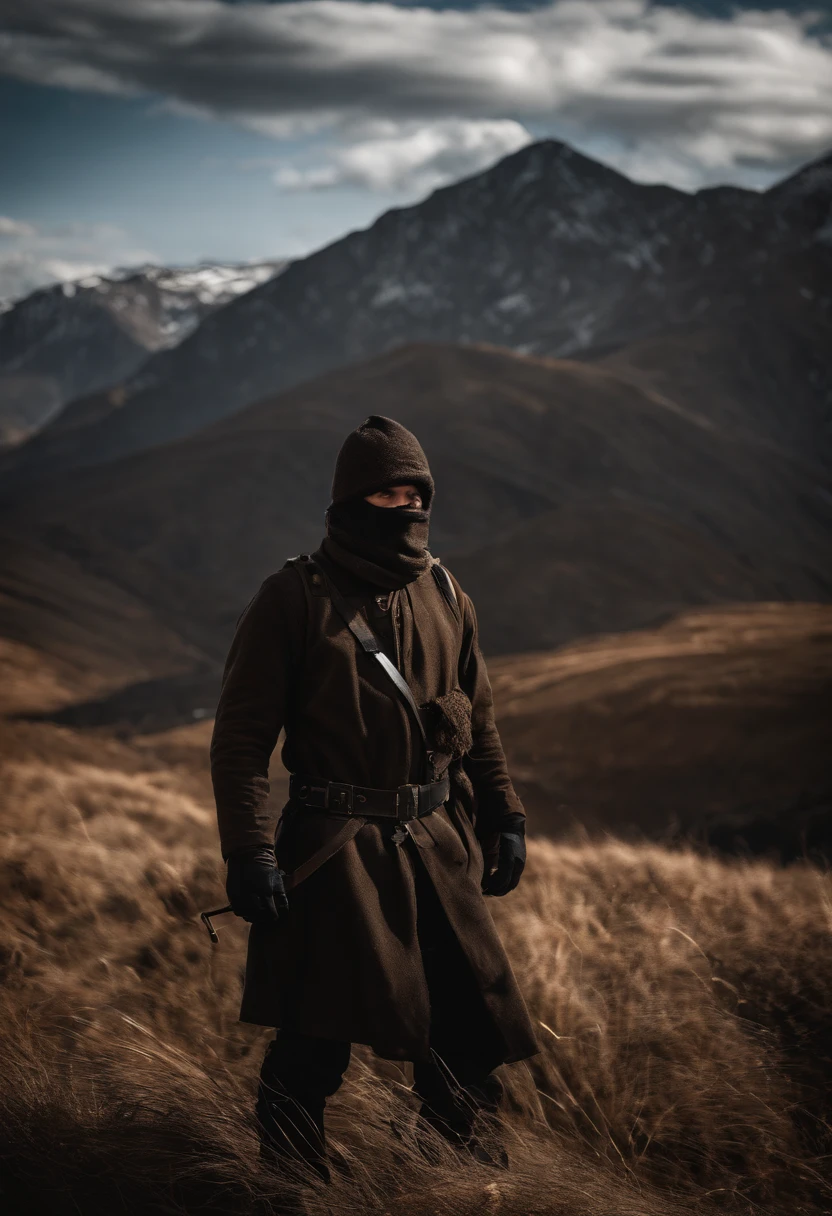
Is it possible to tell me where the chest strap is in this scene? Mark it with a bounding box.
[302,555,431,751]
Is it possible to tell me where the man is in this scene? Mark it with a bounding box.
[210,415,538,1179]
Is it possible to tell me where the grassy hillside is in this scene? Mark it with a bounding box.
[490,602,832,852]
[13,601,832,856]
[2,698,832,1214]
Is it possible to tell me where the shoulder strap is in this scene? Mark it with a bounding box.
[431,561,459,617]
[291,555,430,750]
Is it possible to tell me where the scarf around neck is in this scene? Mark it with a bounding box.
[321,496,433,590]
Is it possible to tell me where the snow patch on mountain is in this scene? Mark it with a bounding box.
[49,261,286,349]
[371,279,435,309]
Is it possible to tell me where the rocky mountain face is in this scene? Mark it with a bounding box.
[0,261,286,448]
[2,140,829,487]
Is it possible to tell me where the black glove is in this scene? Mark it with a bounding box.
[226,848,288,925]
[482,832,526,897]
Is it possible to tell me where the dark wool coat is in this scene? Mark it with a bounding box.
[210,552,539,1066]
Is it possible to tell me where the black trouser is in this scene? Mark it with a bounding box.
[256,848,505,1171]
[257,1031,503,1173]
[257,1031,351,1176]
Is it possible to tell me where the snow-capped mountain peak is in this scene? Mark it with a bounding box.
[0,259,288,446]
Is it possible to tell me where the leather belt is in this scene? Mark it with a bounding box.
[289,773,450,821]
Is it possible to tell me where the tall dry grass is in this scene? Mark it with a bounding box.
[1,723,832,1214]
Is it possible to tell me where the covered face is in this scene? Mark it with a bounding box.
[324,415,435,589]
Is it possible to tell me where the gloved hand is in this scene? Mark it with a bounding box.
[482,832,526,897]
[226,847,288,925]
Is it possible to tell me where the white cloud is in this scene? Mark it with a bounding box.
[1,0,831,191]
[274,164,342,191]
[0,217,158,303]
[274,118,533,194]
[0,216,38,238]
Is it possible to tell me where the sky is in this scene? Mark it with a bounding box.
[0,0,831,300]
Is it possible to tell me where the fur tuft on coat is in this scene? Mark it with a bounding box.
[423,687,473,760]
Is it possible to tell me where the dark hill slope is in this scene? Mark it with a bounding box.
[0,342,828,667]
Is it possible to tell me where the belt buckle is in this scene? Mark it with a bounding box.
[396,784,420,821]
[327,782,354,814]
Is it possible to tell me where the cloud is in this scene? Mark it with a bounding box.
[1,0,831,190]
[0,216,38,238]
[0,217,158,302]
[273,118,533,193]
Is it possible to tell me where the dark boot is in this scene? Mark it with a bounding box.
[257,1032,351,1183]
[412,1053,507,1164]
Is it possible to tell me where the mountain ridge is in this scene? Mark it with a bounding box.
[4,138,829,488]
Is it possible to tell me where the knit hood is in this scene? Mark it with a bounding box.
[330,415,434,509]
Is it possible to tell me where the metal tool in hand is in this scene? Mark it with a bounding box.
[200,905,233,943]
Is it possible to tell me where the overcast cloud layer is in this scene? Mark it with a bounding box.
[2,0,832,196]
[1,0,831,300]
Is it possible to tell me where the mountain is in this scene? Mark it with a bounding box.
[0,261,287,448]
[3,141,830,488]
[0,342,829,679]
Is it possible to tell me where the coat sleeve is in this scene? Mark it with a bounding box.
[210,570,306,859]
[455,584,526,838]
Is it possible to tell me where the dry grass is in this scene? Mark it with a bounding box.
[2,721,832,1214]
[497,841,832,1204]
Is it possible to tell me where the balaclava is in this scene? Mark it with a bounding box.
[321,415,434,589]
